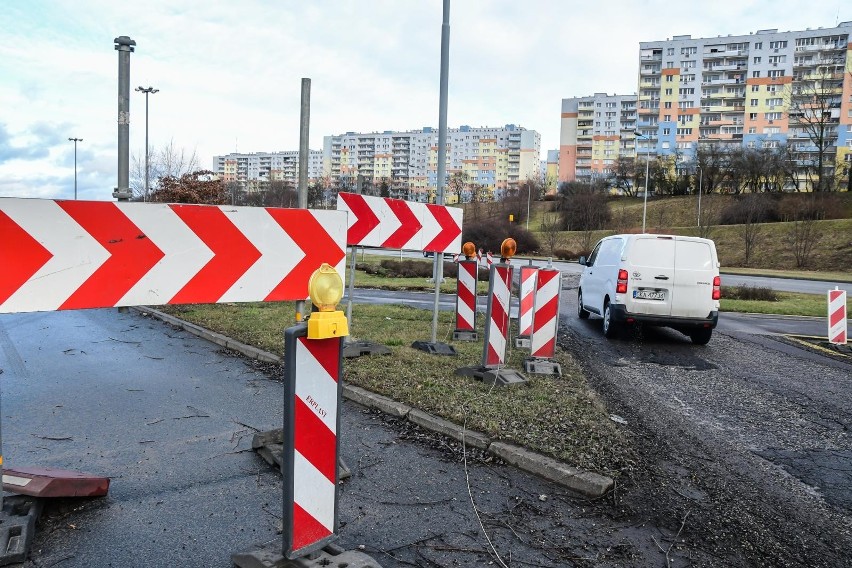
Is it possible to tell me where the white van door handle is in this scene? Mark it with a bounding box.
[654,275,669,280]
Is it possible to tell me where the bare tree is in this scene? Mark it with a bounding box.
[738,194,769,266]
[611,156,637,196]
[695,142,728,195]
[557,181,610,252]
[538,210,565,257]
[131,140,200,200]
[448,171,469,204]
[149,170,227,205]
[785,66,844,191]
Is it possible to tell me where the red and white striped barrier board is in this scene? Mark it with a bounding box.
[516,266,538,346]
[828,288,847,345]
[283,324,342,558]
[482,263,513,366]
[336,192,462,254]
[0,199,347,314]
[477,249,483,263]
[486,251,494,266]
[453,259,478,340]
[530,268,562,359]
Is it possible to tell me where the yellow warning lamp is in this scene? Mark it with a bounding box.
[500,238,517,262]
[307,263,349,339]
[462,241,476,260]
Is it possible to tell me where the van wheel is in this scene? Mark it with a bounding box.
[577,290,590,319]
[690,328,713,345]
[602,302,619,338]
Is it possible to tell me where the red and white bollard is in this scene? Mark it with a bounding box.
[483,262,513,367]
[486,251,494,266]
[524,266,562,376]
[453,259,479,341]
[828,287,847,345]
[515,265,538,349]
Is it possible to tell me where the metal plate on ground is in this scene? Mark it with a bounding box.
[342,340,391,359]
[3,467,110,498]
[452,330,478,341]
[411,341,458,356]
[454,365,529,387]
[523,357,562,376]
[232,541,383,568]
[251,429,351,480]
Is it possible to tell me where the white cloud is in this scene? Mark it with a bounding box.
[0,0,848,198]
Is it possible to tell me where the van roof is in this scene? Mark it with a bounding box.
[606,233,716,244]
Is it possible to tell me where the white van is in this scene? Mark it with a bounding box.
[577,234,720,344]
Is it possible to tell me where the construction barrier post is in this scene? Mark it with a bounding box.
[515,264,538,349]
[828,287,847,345]
[453,259,479,341]
[524,266,563,376]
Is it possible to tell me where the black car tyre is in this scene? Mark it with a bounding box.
[690,327,713,345]
[578,290,590,319]
[602,301,619,338]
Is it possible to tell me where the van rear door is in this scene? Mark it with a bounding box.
[624,236,675,316]
[671,238,716,318]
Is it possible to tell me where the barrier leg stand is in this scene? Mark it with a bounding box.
[456,242,528,387]
[514,263,538,349]
[342,247,390,359]
[233,264,381,568]
[524,267,562,376]
[452,258,478,341]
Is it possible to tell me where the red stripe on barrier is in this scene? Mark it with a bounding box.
[294,398,336,484]
[533,296,559,332]
[830,305,845,327]
[265,210,345,302]
[58,201,165,310]
[298,335,340,383]
[340,193,380,245]
[0,210,53,305]
[382,199,421,249]
[292,502,333,552]
[168,205,261,304]
[424,204,461,251]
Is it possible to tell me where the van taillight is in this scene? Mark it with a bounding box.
[617,269,628,294]
[712,276,721,300]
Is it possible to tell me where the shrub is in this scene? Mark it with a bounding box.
[723,285,778,302]
[462,221,540,255]
[719,194,780,225]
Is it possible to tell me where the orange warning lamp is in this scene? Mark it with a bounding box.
[462,241,476,260]
[501,238,517,261]
[307,263,349,339]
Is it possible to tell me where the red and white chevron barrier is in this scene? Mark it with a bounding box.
[515,266,538,348]
[525,268,563,376]
[0,199,347,314]
[453,259,478,341]
[283,327,342,558]
[828,288,847,345]
[336,192,462,254]
[486,251,494,266]
[483,263,513,366]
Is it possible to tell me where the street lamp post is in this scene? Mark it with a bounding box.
[525,182,531,230]
[135,86,159,201]
[634,131,651,233]
[68,137,82,200]
[697,165,703,229]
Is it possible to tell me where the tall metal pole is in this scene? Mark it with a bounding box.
[68,137,82,199]
[431,0,450,344]
[525,182,531,230]
[697,165,703,229]
[635,131,650,233]
[136,86,158,201]
[113,36,135,201]
[295,78,311,323]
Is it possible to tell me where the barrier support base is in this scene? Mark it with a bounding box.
[452,330,478,342]
[454,366,529,387]
[251,429,351,480]
[342,340,391,359]
[232,542,383,568]
[514,337,531,349]
[0,495,43,566]
[523,357,562,377]
[411,341,458,356]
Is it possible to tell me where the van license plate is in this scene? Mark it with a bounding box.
[634,290,665,300]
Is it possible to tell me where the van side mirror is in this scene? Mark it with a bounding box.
[578,256,586,266]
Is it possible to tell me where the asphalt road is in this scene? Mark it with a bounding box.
[0,308,714,567]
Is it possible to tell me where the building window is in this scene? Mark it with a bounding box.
[667,47,675,55]
[769,40,787,49]
[754,56,762,64]
[750,99,759,106]
[767,97,783,106]
[768,70,784,78]
[751,85,760,92]
[676,128,693,136]
[765,112,782,120]
[749,113,758,120]
[665,88,673,95]
[662,128,671,135]
[664,114,672,121]
[754,42,762,49]
[664,101,672,108]
[666,74,674,82]
[753,71,761,78]
[748,127,757,133]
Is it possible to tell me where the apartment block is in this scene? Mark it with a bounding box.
[323,124,541,202]
[560,22,852,189]
[212,150,324,192]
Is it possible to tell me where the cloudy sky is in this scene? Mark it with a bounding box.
[1,0,848,200]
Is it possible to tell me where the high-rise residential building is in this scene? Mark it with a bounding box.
[559,93,638,184]
[212,150,324,192]
[560,22,852,190]
[544,149,559,192]
[323,124,541,202]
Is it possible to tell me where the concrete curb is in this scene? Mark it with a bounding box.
[138,307,614,498]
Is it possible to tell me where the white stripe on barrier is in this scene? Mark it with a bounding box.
[294,339,338,435]
[293,450,336,533]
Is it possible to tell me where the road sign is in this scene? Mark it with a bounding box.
[0,199,347,313]
[336,192,462,253]
[828,288,847,345]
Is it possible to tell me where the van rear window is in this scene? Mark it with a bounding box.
[675,241,713,270]
[630,238,675,268]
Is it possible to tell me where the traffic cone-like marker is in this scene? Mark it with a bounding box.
[515,264,538,349]
[453,242,479,341]
[233,264,381,567]
[456,239,528,387]
[828,287,847,345]
[524,264,563,376]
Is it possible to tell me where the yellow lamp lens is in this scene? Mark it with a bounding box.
[501,238,517,259]
[308,263,344,311]
[462,241,476,258]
